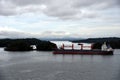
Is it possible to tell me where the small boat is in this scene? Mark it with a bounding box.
[53,42,113,55]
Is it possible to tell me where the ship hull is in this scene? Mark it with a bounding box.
[53,49,113,55]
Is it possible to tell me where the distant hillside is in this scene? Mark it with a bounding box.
[72,37,120,43]
[72,37,120,49]
[0,38,57,51]
[0,38,42,47]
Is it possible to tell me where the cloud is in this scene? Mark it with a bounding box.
[0,25,120,39]
[0,0,120,38]
[40,31,71,38]
[0,26,82,38]
[0,0,17,16]
[0,0,119,20]
[0,27,73,38]
[10,0,45,6]
[0,27,33,38]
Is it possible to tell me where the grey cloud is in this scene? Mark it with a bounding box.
[73,0,99,8]
[0,30,33,38]
[116,0,120,7]
[44,5,80,19]
[0,9,16,16]
[0,30,73,38]
[10,0,45,6]
[0,0,119,19]
[41,31,70,37]
[72,0,120,12]
[0,0,17,16]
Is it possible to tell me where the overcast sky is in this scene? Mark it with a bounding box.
[0,0,120,39]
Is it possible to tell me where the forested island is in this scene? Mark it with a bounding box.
[0,37,120,51]
[0,38,57,51]
[72,37,120,49]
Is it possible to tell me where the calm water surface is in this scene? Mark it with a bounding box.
[0,48,120,80]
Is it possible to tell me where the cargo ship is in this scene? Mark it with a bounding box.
[53,42,113,55]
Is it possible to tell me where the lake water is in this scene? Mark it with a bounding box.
[0,48,120,80]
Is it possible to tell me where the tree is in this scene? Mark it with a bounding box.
[4,40,33,51]
[36,41,57,51]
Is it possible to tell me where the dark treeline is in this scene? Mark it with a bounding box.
[0,38,57,51]
[72,37,120,43]
[72,37,120,49]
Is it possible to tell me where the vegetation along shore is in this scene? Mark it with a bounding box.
[0,37,120,51]
[0,38,57,51]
